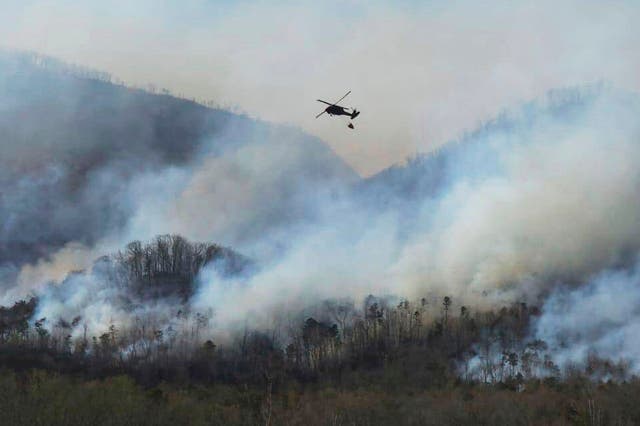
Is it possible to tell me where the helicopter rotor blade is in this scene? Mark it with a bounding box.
[316,100,333,106]
[332,90,351,106]
[315,109,327,119]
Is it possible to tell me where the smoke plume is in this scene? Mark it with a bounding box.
[1,52,640,373]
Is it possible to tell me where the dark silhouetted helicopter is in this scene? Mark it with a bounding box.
[316,91,360,128]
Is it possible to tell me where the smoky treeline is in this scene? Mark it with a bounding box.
[0,235,251,367]
[0,264,638,425]
[0,248,629,389]
[116,235,252,298]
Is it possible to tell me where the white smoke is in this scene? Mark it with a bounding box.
[392,88,640,305]
[190,87,640,334]
[533,261,640,373]
[123,126,357,254]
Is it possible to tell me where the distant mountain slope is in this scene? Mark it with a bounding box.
[357,84,639,211]
[0,51,357,267]
[0,52,240,172]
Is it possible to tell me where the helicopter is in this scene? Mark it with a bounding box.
[316,91,360,129]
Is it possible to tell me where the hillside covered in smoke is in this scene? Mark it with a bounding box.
[0,50,356,296]
[2,50,640,396]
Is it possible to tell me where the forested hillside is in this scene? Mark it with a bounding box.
[0,254,637,424]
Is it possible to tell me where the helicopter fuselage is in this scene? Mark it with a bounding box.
[326,105,350,115]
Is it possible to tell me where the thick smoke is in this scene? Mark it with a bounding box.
[533,261,640,374]
[2,53,640,372]
[192,86,640,333]
[124,126,357,253]
[391,87,640,305]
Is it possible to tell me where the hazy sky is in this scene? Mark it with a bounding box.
[1,0,639,175]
